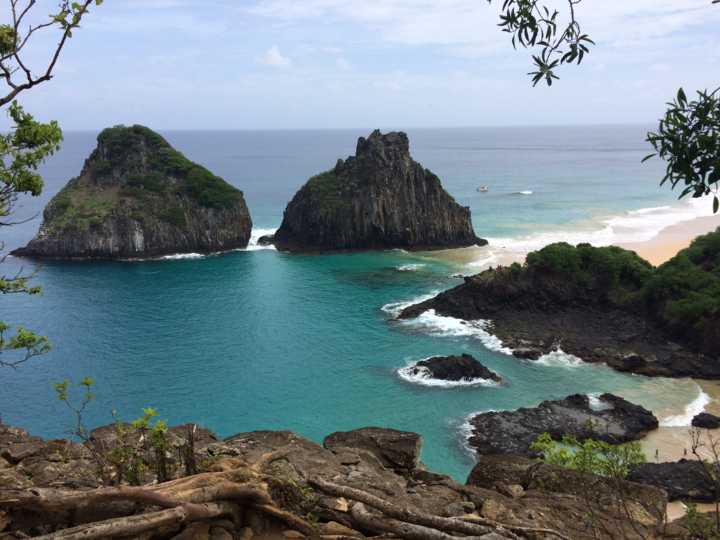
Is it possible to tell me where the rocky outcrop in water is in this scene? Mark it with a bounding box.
[465,394,658,457]
[407,354,501,383]
[12,125,252,259]
[400,239,720,378]
[692,412,720,429]
[266,130,484,252]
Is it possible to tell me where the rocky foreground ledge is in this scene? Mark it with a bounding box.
[0,421,683,539]
[263,130,485,252]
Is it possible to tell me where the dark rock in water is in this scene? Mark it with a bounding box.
[692,412,720,429]
[408,354,501,382]
[12,125,252,259]
[465,393,658,457]
[628,460,715,502]
[323,427,421,472]
[257,234,275,246]
[270,130,484,252]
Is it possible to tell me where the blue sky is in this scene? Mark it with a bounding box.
[5,0,720,129]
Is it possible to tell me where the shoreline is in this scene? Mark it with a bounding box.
[618,215,720,266]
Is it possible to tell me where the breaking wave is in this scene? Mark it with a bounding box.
[246,228,278,251]
[397,263,427,272]
[534,349,585,368]
[660,387,711,427]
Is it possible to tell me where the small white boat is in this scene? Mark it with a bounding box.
[477,185,489,193]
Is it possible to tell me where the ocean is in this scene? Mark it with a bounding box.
[1,126,712,481]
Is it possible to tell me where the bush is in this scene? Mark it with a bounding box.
[159,207,186,228]
[184,166,240,209]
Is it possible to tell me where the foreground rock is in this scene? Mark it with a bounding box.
[400,239,720,378]
[0,422,669,539]
[465,393,658,457]
[403,354,501,383]
[13,125,252,259]
[268,130,484,252]
[628,460,716,502]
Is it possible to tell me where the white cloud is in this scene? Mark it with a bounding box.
[258,45,292,67]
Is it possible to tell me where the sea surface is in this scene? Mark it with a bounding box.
[1,126,713,481]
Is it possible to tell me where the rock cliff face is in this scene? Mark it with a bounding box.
[13,125,252,259]
[269,130,484,252]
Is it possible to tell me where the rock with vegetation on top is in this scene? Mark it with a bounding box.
[465,393,658,457]
[266,130,484,252]
[12,125,252,259]
[400,232,720,378]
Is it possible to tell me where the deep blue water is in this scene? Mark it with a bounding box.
[1,127,707,481]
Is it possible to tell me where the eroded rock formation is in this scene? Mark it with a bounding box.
[267,130,484,252]
[13,125,252,259]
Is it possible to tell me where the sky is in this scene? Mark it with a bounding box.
[3,0,720,130]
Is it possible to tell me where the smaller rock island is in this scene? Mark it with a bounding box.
[13,125,252,259]
[404,354,502,383]
[263,130,485,252]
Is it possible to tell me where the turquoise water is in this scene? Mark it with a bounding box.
[1,127,708,481]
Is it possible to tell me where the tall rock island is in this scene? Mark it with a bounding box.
[267,130,484,252]
[13,125,252,259]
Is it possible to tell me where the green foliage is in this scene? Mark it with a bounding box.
[96,125,241,209]
[685,503,720,539]
[0,25,16,55]
[524,242,653,302]
[489,0,594,86]
[304,169,350,213]
[645,87,720,214]
[126,173,167,193]
[0,324,51,369]
[530,432,646,479]
[0,102,63,218]
[184,166,240,209]
[159,207,186,228]
[644,228,720,349]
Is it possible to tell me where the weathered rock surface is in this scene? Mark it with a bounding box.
[692,412,720,429]
[628,460,716,502]
[405,354,501,382]
[269,130,484,252]
[465,393,658,457]
[13,125,252,259]
[323,427,422,472]
[0,422,670,540]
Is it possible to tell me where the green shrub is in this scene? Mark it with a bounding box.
[184,166,240,208]
[126,173,167,193]
[159,207,186,228]
[530,432,646,478]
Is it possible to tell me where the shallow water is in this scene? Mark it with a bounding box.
[1,126,710,481]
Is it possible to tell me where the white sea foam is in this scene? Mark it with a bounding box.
[398,309,513,355]
[160,252,205,260]
[660,387,711,427]
[534,349,585,368]
[482,197,713,255]
[397,263,427,272]
[397,360,500,388]
[514,190,533,195]
[588,393,614,411]
[381,292,440,318]
[246,228,278,251]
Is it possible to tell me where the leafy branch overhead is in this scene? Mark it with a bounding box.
[0,0,103,107]
[644,87,720,214]
[489,0,594,86]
